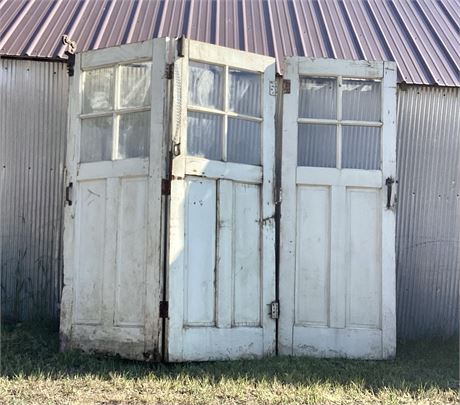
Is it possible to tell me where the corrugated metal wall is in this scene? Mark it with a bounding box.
[0,58,68,321]
[1,60,458,338]
[396,85,460,339]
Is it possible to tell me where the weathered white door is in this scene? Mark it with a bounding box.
[280,58,397,359]
[61,39,169,360]
[166,39,276,361]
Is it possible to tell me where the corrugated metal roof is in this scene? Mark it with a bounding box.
[0,0,458,86]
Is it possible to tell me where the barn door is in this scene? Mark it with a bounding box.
[61,39,169,360]
[279,58,397,358]
[166,39,276,361]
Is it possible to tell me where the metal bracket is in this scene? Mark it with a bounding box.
[62,35,77,76]
[177,36,185,58]
[159,301,169,318]
[270,301,279,319]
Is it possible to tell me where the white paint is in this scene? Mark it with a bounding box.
[167,39,276,361]
[184,178,216,326]
[280,58,397,359]
[61,39,166,360]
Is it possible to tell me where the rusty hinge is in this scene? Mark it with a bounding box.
[161,178,171,195]
[159,301,169,318]
[269,80,291,96]
[165,63,174,80]
[269,301,279,319]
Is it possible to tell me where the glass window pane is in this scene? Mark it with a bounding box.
[227,118,260,165]
[299,78,337,119]
[342,126,380,170]
[118,111,150,159]
[187,112,223,160]
[298,124,336,167]
[119,62,152,108]
[81,116,112,162]
[342,80,381,121]
[188,62,223,109]
[82,68,114,113]
[228,69,261,117]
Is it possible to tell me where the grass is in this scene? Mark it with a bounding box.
[0,322,458,404]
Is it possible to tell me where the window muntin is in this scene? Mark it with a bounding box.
[187,61,262,165]
[297,76,382,170]
[80,62,152,163]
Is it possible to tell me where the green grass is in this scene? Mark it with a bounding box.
[0,322,458,404]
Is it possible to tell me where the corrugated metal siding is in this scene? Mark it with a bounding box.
[0,59,68,321]
[0,58,458,337]
[396,85,460,339]
[0,0,458,86]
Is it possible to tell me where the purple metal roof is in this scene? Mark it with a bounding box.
[0,0,458,86]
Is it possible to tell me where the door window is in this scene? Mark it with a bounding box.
[80,62,152,162]
[187,61,262,165]
[297,76,381,170]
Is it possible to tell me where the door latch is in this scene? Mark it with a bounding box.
[65,182,73,206]
[270,301,279,319]
[385,177,396,209]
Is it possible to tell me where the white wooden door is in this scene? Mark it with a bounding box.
[166,39,276,361]
[61,39,169,360]
[280,58,397,359]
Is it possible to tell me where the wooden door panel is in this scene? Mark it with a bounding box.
[167,39,276,361]
[280,57,397,359]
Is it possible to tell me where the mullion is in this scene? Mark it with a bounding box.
[222,65,229,162]
[112,65,121,160]
[336,76,343,169]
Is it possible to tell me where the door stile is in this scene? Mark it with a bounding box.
[166,43,188,361]
[261,61,277,355]
[381,61,397,358]
[60,52,82,350]
[143,38,170,358]
[278,59,299,355]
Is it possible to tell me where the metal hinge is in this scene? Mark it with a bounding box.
[161,178,171,195]
[165,63,174,80]
[269,80,291,96]
[159,301,169,318]
[270,301,279,319]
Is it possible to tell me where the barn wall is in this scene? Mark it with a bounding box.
[396,85,459,339]
[0,59,68,322]
[0,59,458,339]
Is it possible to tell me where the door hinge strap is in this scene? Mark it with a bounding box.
[165,63,174,80]
[159,301,169,318]
[270,301,279,319]
[161,178,171,195]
